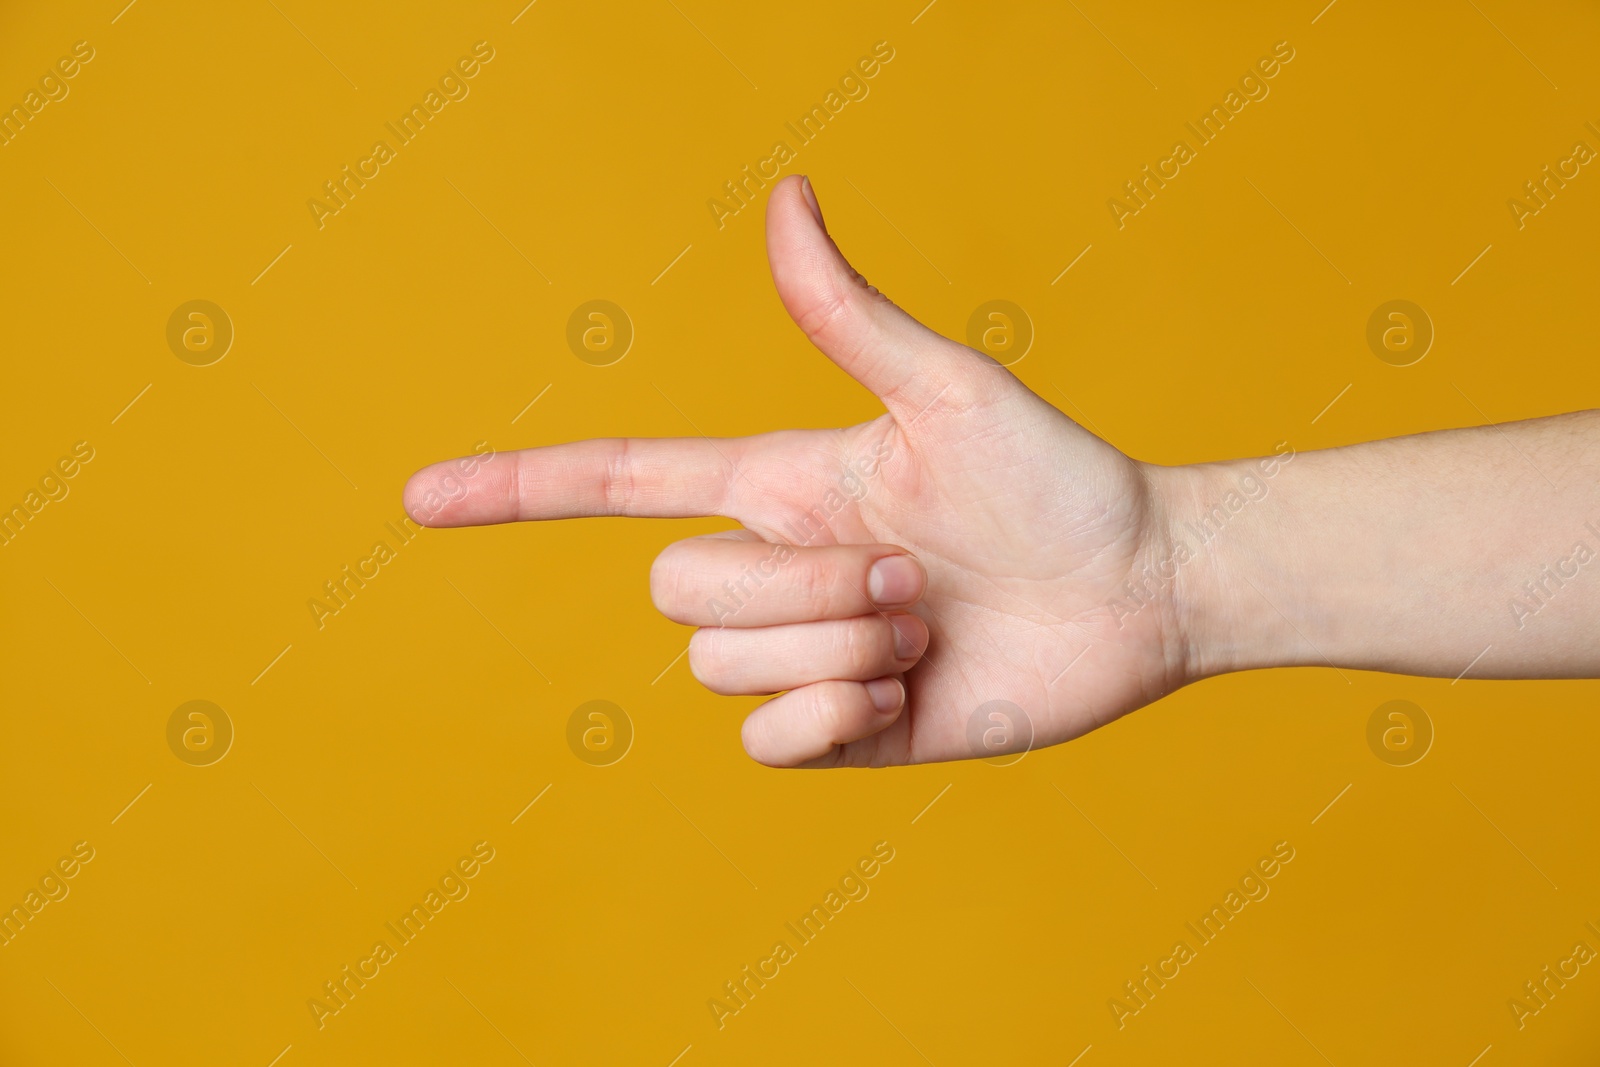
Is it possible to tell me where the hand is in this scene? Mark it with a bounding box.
[404,174,1194,767]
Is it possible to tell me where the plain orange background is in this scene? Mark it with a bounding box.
[2,1,1599,1063]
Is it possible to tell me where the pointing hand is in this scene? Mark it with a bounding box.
[405,175,1190,767]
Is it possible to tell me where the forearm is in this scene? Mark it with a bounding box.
[1162,410,1600,682]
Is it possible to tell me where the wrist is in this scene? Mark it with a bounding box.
[1146,450,1304,684]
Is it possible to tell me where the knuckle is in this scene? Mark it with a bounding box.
[808,684,846,742]
[810,681,862,743]
[506,460,524,521]
[837,621,878,677]
[934,363,983,411]
[792,281,854,348]
[599,438,636,515]
[793,558,840,618]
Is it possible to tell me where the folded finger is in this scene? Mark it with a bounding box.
[689,613,927,695]
[652,537,926,626]
[740,676,906,767]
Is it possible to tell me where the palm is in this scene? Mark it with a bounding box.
[730,367,1176,766]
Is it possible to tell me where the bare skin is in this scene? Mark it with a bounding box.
[404,175,1600,768]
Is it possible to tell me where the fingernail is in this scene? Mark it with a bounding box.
[889,615,924,660]
[866,676,904,715]
[868,554,923,605]
[800,175,825,227]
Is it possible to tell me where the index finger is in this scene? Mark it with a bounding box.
[403,437,747,527]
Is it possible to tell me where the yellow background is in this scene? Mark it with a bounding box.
[3,0,1599,1063]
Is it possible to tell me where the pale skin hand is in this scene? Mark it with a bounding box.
[407,174,1188,767]
[405,174,1600,767]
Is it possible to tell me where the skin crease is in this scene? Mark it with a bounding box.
[406,175,1191,768]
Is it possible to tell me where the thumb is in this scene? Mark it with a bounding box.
[766,174,993,422]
